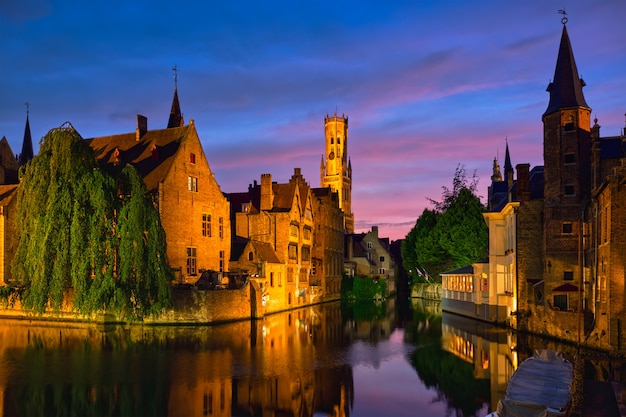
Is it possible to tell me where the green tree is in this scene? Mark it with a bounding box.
[11,123,172,319]
[403,165,487,281]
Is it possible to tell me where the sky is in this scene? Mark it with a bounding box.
[1,1,626,241]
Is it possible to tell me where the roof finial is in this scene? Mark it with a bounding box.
[25,102,29,117]
[172,65,179,89]
[558,8,568,25]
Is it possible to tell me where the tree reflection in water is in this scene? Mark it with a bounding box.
[0,298,593,417]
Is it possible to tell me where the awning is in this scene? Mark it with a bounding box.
[553,283,578,292]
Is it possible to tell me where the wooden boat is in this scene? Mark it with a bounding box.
[487,349,573,417]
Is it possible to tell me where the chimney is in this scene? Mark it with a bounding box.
[136,115,148,141]
[371,225,379,238]
[260,174,273,211]
[516,163,531,202]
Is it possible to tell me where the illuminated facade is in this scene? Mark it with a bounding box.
[320,114,354,233]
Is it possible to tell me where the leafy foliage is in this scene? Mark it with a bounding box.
[402,165,488,282]
[340,276,387,300]
[11,124,173,319]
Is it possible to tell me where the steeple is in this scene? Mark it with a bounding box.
[18,103,34,167]
[504,140,513,185]
[544,23,589,116]
[167,66,184,128]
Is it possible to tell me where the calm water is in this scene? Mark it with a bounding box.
[0,297,617,416]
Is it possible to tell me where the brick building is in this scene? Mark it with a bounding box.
[472,21,626,352]
[344,226,396,295]
[227,168,316,312]
[87,89,231,284]
[311,186,344,300]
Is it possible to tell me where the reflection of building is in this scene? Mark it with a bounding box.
[441,313,517,414]
[167,350,233,417]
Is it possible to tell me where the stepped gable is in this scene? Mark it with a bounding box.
[87,124,189,192]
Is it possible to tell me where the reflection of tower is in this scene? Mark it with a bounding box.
[320,114,354,233]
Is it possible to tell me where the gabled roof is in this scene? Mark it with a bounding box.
[86,124,190,192]
[272,182,297,212]
[544,25,589,116]
[251,240,281,263]
[0,184,18,206]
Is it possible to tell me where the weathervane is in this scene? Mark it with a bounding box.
[558,8,568,25]
[172,65,179,88]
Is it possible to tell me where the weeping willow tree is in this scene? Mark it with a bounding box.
[11,123,172,319]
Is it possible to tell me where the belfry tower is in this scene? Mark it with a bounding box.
[542,17,591,290]
[320,113,354,233]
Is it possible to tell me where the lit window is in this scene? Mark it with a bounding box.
[186,247,197,275]
[202,213,212,237]
[288,244,298,260]
[188,176,198,192]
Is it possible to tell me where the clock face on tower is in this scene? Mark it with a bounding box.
[328,151,335,160]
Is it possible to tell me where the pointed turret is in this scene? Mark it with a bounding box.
[544,24,589,116]
[167,66,184,128]
[167,87,184,128]
[18,108,34,166]
[491,157,502,182]
[504,140,513,185]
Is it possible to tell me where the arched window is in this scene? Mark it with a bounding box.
[248,251,254,261]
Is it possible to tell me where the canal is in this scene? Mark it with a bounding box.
[0,297,623,416]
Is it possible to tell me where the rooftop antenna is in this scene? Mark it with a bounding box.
[558,8,568,25]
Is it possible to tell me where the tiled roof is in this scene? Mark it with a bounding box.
[272,182,296,212]
[251,240,281,263]
[86,125,189,191]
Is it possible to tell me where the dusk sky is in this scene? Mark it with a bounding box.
[2,0,625,240]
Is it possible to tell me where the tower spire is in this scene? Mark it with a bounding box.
[167,66,184,128]
[504,139,513,187]
[18,102,34,166]
[544,15,589,116]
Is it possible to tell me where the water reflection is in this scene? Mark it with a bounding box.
[0,298,616,416]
